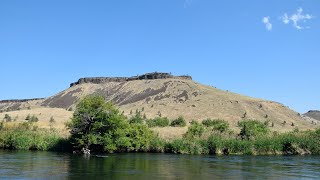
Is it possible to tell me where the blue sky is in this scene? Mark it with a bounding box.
[0,0,319,113]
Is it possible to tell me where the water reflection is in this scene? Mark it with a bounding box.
[1,150,320,179]
[0,150,70,179]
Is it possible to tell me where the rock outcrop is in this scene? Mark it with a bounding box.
[0,98,45,103]
[70,72,192,87]
[304,110,320,121]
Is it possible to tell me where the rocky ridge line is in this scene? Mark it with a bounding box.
[70,72,192,87]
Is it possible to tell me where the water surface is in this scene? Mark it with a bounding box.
[1,150,320,179]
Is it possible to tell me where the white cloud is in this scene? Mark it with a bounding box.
[262,16,272,31]
[281,8,314,30]
[281,14,290,24]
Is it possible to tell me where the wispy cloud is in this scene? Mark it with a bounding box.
[281,8,314,30]
[262,16,272,31]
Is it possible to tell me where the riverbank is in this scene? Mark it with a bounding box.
[1,95,319,155]
[1,120,320,155]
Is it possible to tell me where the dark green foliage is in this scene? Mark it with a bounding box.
[67,95,158,153]
[207,135,224,154]
[128,124,154,152]
[168,139,188,154]
[166,139,209,155]
[67,95,131,153]
[184,121,205,139]
[306,129,320,154]
[202,119,229,133]
[146,117,170,127]
[149,137,166,153]
[253,136,282,154]
[129,112,144,124]
[4,114,12,122]
[224,139,253,155]
[170,116,187,127]
[239,120,269,140]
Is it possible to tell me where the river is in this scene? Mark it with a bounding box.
[1,150,320,179]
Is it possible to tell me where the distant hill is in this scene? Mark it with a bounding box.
[0,72,318,136]
[304,110,320,121]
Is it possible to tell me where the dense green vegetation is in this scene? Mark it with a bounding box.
[0,122,69,151]
[202,119,229,133]
[1,95,320,155]
[170,116,187,127]
[146,117,170,127]
[66,95,155,153]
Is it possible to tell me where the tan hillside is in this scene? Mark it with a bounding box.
[0,72,318,137]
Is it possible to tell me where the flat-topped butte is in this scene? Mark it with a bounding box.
[70,72,192,87]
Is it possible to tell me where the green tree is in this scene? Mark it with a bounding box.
[146,117,170,127]
[170,116,187,127]
[239,120,269,140]
[129,112,144,124]
[67,95,131,153]
[202,119,229,133]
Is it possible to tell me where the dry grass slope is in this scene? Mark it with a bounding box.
[1,78,318,138]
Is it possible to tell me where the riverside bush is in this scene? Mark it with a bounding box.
[202,119,229,133]
[149,137,166,153]
[146,117,170,127]
[239,120,269,140]
[224,139,253,155]
[129,113,145,124]
[128,124,154,152]
[184,121,205,139]
[170,116,187,127]
[0,123,65,151]
[253,136,282,154]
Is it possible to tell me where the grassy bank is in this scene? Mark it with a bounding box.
[0,121,70,152]
[163,130,320,155]
[1,95,319,155]
[1,121,320,155]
